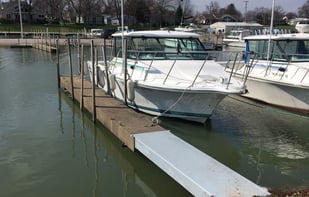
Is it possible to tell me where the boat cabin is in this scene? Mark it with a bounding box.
[225,29,252,41]
[245,34,309,62]
[111,31,209,60]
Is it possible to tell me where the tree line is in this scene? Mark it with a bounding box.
[13,0,309,27]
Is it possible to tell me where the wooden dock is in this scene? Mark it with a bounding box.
[60,75,270,196]
[60,76,164,151]
[32,43,58,53]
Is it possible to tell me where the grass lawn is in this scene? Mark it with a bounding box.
[0,23,109,33]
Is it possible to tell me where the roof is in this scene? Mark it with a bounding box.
[112,30,200,38]
[210,22,263,28]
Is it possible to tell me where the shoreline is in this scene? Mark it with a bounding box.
[0,38,109,47]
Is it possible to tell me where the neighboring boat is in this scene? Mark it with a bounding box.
[174,24,200,32]
[174,23,208,35]
[295,19,309,33]
[227,33,309,115]
[222,29,252,48]
[87,30,247,123]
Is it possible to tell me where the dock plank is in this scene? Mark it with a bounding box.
[134,131,270,197]
[60,76,165,150]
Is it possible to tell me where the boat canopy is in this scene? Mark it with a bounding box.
[245,34,309,62]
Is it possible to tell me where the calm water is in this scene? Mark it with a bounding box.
[0,47,308,197]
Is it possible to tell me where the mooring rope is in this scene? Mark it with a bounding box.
[151,84,193,124]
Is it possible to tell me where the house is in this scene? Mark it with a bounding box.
[220,15,238,22]
[111,15,136,26]
[76,14,136,26]
[0,0,46,23]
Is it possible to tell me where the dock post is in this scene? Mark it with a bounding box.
[68,38,75,101]
[124,39,128,105]
[80,45,84,110]
[91,40,97,122]
[95,47,99,87]
[77,34,81,74]
[102,39,111,95]
[49,31,51,48]
[56,39,60,89]
[45,31,47,51]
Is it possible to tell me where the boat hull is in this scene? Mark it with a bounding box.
[242,77,309,114]
[222,39,245,48]
[101,72,226,123]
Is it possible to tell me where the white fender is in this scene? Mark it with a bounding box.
[98,70,105,88]
[109,74,116,90]
[126,79,135,102]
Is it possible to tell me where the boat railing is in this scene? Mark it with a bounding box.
[126,50,210,85]
[241,51,309,84]
[115,49,246,89]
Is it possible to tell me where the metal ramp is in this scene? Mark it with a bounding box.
[133,131,270,197]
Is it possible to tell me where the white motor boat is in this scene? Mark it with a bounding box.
[295,19,309,33]
[87,30,247,123]
[222,29,252,48]
[227,33,309,115]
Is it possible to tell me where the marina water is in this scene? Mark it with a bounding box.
[0,47,308,196]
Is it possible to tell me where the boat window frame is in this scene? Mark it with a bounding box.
[113,35,209,61]
[246,39,309,62]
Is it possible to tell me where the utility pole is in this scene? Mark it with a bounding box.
[244,0,249,22]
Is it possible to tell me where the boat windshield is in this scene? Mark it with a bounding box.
[114,37,209,60]
[226,31,241,38]
[247,39,309,62]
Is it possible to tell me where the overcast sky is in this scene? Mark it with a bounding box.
[191,0,305,13]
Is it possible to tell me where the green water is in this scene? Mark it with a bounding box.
[0,47,308,197]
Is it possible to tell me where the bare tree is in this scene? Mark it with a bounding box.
[254,7,271,25]
[273,5,286,25]
[102,0,121,25]
[298,0,309,18]
[68,0,103,24]
[224,3,242,19]
[204,1,220,17]
[155,0,176,26]
[201,1,220,23]
[32,0,68,23]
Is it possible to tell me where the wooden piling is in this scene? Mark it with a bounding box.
[68,38,74,101]
[102,39,111,95]
[56,39,60,89]
[91,40,97,122]
[80,45,84,110]
[124,39,128,106]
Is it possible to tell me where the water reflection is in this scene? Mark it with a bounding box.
[59,90,191,196]
[160,95,309,190]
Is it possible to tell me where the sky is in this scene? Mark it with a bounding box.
[191,0,306,13]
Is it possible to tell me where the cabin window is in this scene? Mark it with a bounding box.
[293,40,309,61]
[248,40,270,60]
[114,37,124,58]
[126,37,208,60]
[248,40,309,62]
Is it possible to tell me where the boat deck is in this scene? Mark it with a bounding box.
[60,75,269,196]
